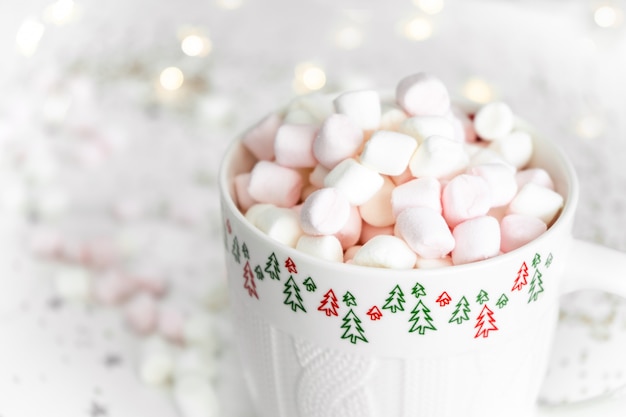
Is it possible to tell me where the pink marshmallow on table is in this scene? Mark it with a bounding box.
[489,130,533,169]
[313,113,364,169]
[359,130,418,176]
[323,158,384,205]
[125,293,159,335]
[451,216,501,265]
[241,112,282,161]
[158,307,186,345]
[394,206,455,259]
[248,160,303,208]
[442,174,492,228]
[396,72,451,117]
[300,187,351,235]
[500,214,547,253]
[274,123,319,168]
[359,176,395,227]
[399,115,455,144]
[352,235,417,269]
[409,135,470,180]
[507,182,564,225]
[468,163,518,207]
[234,172,257,212]
[296,235,344,263]
[516,168,555,190]
[473,101,514,141]
[359,222,394,245]
[391,176,442,217]
[333,90,381,131]
[334,205,362,250]
[92,270,138,305]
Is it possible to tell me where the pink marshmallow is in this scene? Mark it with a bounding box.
[515,168,555,190]
[396,72,451,117]
[92,271,138,305]
[248,161,303,208]
[468,163,518,207]
[313,113,364,169]
[448,106,477,143]
[158,308,186,345]
[343,245,362,262]
[334,205,362,249]
[359,176,395,227]
[500,214,547,253]
[125,293,159,335]
[241,113,282,161]
[394,207,455,259]
[452,216,501,265]
[274,124,319,168]
[300,187,351,235]
[391,176,442,217]
[359,222,394,245]
[234,173,258,212]
[442,174,491,228]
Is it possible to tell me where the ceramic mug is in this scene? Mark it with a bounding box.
[219,120,626,417]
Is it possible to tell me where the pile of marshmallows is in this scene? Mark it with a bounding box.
[233,72,564,269]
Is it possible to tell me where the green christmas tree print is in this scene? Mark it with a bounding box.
[531,253,541,268]
[341,309,368,344]
[408,299,437,335]
[243,261,258,299]
[476,289,489,305]
[528,269,544,303]
[303,277,317,292]
[264,252,281,280]
[231,236,241,264]
[343,291,357,307]
[545,253,554,268]
[242,242,250,260]
[254,265,264,280]
[496,293,509,309]
[383,285,406,313]
[411,282,426,298]
[449,296,471,324]
[283,276,306,312]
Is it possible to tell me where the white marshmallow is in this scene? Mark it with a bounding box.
[473,102,514,141]
[467,146,508,168]
[254,205,304,247]
[334,90,381,130]
[442,174,492,228]
[285,93,335,123]
[380,103,409,131]
[324,158,384,205]
[391,176,442,217]
[244,203,273,225]
[360,130,417,176]
[468,163,518,207]
[241,113,281,161]
[313,113,364,169]
[507,183,564,225]
[138,336,175,386]
[248,161,303,208]
[447,106,477,143]
[300,187,351,235]
[415,255,453,269]
[489,130,534,169]
[296,235,344,262]
[409,135,469,179]
[452,216,501,265]
[308,164,330,188]
[352,235,417,269]
[399,116,455,144]
[174,347,218,381]
[396,72,450,116]
[359,176,395,227]
[500,214,547,253]
[173,375,220,417]
[516,168,555,190]
[394,207,455,259]
[274,124,318,168]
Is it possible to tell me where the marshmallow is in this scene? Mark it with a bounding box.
[343,245,362,262]
[500,214,547,253]
[409,135,469,179]
[334,205,362,249]
[138,336,175,385]
[233,173,257,212]
[125,293,159,335]
[360,130,418,176]
[473,101,514,141]
[54,267,92,302]
[352,235,417,269]
[391,176,442,217]
[313,113,364,169]
[296,235,344,262]
[415,255,453,269]
[359,222,394,244]
[507,182,564,225]
[254,205,304,247]
[182,313,219,353]
[308,164,330,188]
[248,161,303,207]
[158,307,186,344]
[390,167,414,186]
[334,90,381,131]
[285,93,335,124]
[452,216,501,265]
[489,130,533,169]
[516,168,555,190]
[241,113,282,161]
[244,203,273,225]
[399,116,455,144]
[300,187,351,235]
[323,158,384,205]
[380,103,409,131]
[442,174,491,228]
[468,163,518,207]
[359,176,395,227]
[396,72,450,116]
[447,106,477,143]
[92,271,137,305]
[394,207,455,259]
[274,124,319,168]
[173,375,220,417]
[174,347,218,381]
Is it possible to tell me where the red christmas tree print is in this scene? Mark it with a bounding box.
[474,304,498,338]
[512,261,529,292]
[436,291,452,307]
[318,289,339,317]
[243,261,258,299]
[367,306,383,321]
[285,257,298,274]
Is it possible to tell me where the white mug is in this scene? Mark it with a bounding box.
[219,120,626,417]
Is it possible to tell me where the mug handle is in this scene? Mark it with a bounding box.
[537,239,626,416]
